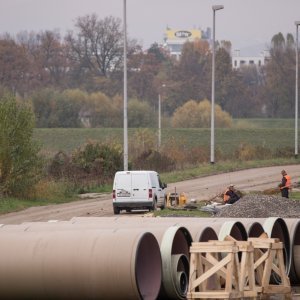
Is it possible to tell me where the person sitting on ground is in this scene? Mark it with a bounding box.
[223,184,240,204]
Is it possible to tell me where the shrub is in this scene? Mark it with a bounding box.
[0,95,43,196]
[48,141,123,188]
[172,99,233,128]
[133,150,175,172]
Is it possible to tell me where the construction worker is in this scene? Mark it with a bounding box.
[279,170,291,198]
[223,184,240,204]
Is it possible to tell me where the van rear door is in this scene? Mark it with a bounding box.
[131,173,149,201]
[115,172,131,201]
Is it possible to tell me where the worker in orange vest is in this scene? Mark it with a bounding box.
[279,170,291,198]
[223,184,240,204]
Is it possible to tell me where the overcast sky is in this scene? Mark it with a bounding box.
[0,0,300,55]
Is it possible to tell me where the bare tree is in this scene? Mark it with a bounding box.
[65,14,123,78]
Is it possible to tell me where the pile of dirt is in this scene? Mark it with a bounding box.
[215,194,300,218]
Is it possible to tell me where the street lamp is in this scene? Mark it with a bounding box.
[295,21,300,159]
[210,4,224,164]
[158,84,166,149]
[123,0,128,170]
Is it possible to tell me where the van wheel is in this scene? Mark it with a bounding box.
[161,198,166,210]
[113,207,120,215]
[150,199,157,211]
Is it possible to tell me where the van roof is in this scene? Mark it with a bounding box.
[115,170,157,175]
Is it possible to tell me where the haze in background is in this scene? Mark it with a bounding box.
[0,0,299,55]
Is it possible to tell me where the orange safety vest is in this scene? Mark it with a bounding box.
[280,175,291,189]
[223,189,230,202]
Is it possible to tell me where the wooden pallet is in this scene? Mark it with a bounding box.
[187,236,291,300]
[248,237,291,299]
[187,241,248,299]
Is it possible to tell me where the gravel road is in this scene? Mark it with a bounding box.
[0,164,299,224]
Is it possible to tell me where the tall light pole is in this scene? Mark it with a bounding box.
[295,21,300,159]
[123,0,128,170]
[158,84,166,149]
[210,4,224,164]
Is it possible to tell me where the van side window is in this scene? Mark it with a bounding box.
[158,176,163,188]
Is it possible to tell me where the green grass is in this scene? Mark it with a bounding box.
[34,126,296,158]
[234,118,294,129]
[0,195,79,215]
[154,207,211,218]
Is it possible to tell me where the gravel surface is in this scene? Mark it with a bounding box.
[215,194,300,218]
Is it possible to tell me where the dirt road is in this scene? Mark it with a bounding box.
[0,164,299,224]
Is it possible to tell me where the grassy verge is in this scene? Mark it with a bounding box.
[160,158,299,184]
[0,195,78,215]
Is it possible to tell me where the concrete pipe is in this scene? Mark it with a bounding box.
[0,228,162,300]
[158,225,192,300]
[209,220,248,241]
[5,220,193,300]
[284,218,300,284]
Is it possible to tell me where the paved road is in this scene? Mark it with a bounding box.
[0,164,299,224]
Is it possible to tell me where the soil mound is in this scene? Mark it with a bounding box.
[215,194,300,218]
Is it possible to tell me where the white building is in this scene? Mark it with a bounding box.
[232,50,270,69]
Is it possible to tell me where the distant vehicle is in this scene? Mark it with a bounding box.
[112,170,167,214]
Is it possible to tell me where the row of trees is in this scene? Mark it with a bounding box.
[0,14,298,122]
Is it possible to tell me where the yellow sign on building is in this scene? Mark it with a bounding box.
[165,29,202,40]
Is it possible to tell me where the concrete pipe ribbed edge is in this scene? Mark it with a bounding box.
[159,226,193,300]
[0,229,162,300]
[283,218,300,284]
[262,217,290,283]
[212,220,248,241]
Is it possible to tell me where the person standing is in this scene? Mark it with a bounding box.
[279,170,291,198]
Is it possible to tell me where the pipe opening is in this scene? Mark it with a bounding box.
[199,227,218,242]
[135,232,162,300]
[172,254,189,298]
[229,222,248,241]
[171,228,192,258]
[247,222,265,238]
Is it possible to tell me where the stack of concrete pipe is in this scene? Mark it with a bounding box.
[0,217,299,299]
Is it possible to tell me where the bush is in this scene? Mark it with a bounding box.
[133,150,175,172]
[172,99,233,128]
[0,95,42,196]
[48,141,123,188]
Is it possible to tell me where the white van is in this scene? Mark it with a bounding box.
[112,170,167,214]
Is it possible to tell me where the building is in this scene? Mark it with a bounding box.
[163,27,211,60]
[232,50,270,69]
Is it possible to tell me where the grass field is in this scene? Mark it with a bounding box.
[34,125,296,157]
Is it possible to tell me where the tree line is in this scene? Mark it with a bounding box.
[0,14,298,125]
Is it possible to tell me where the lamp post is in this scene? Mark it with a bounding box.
[210,4,224,164]
[295,21,300,159]
[123,0,128,170]
[158,84,166,149]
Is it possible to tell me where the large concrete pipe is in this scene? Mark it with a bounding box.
[0,228,162,300]
[2,220,193,300]
[158,226,192,300]
[284,218,300,284]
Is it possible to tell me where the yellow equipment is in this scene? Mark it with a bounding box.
[166,192,187,207]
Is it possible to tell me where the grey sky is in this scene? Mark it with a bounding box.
[0,0,300,55]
